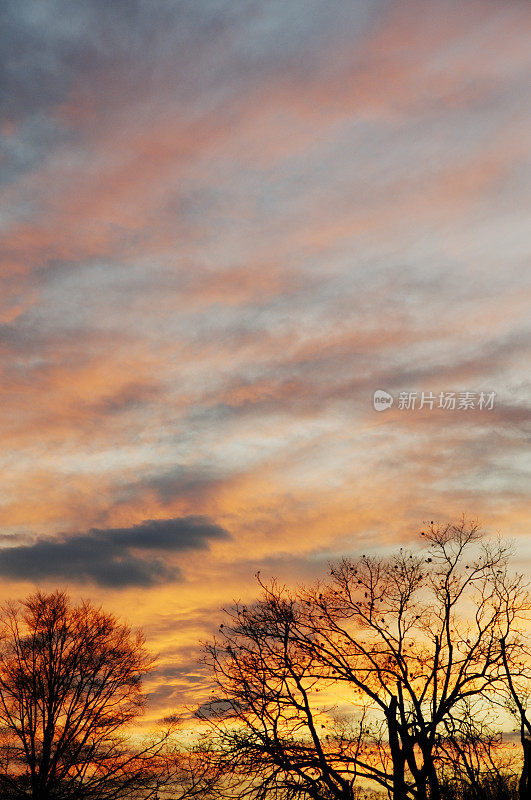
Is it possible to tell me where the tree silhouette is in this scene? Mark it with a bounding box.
[204,520,527,800]
[0,590,166,800]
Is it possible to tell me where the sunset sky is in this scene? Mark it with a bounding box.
[1,0,530,722]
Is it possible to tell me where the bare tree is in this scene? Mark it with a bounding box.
[0,590,170,800]
[203,587,385,800]
[300,520,526,800]
[204,519,527,800]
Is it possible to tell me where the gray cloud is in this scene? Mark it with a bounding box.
[1,0,380,125]
[1,0,383,186]
[0,516,230,588]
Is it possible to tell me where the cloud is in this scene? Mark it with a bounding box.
[0,516,230,588]
[195,699,233,720]
[0,0,530,718]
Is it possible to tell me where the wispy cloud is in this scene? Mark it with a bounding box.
[0,0,529,710]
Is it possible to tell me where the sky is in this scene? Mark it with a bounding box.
[1,0,530,723]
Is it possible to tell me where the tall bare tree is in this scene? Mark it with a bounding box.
[204,519,527,800]
[0,590,167,800]
[203,596,381,800]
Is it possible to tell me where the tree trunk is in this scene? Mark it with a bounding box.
[387,698,408,800]
[426,757,441,800]
[411,748,440,800]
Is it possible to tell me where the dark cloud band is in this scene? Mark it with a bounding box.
[0,516,230,588]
